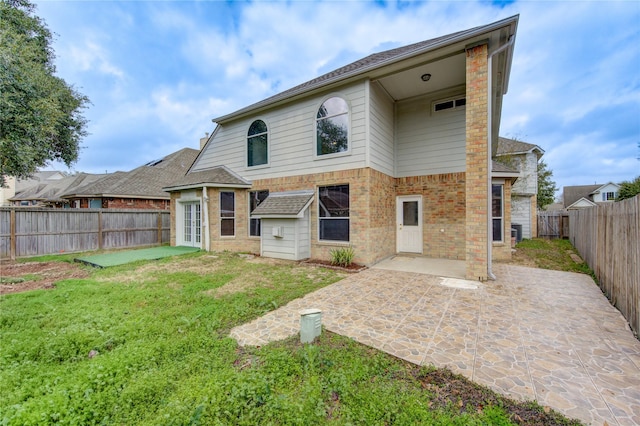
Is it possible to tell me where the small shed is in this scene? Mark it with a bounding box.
[251,190,314,261]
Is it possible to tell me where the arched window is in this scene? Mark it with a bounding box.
[316,97,349,156]
[247,120,268,167]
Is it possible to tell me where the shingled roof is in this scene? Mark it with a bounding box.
[496,137,544,157]
[251,190,315,218]
[10,173,105,204]
[163,166,251,192]
[63,148,199,199]
[213,15,519,123]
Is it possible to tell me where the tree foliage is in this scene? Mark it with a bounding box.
[0,0,89,186]
[616,176,640,201]
[537,160,557,209]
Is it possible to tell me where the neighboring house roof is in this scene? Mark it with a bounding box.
[566,197,598,210]
[163,165,252,192]
[491,160,520,181]
[251,190,315,218]
[64,148,199,199]
[212,15,518,124]
[496,137,544,158]
[10,173,105,203]
[562,182,620,208]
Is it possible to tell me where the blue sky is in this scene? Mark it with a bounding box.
[35,0,639,198]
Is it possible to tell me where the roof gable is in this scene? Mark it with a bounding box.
[213,15,519,124]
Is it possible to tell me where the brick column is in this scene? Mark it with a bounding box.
[465,43,489,281]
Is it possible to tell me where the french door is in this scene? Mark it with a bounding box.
[181,202,201,247]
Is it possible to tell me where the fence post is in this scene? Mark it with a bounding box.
[10,208,16,261]
[98,210,103,250]
[157,212,162,244]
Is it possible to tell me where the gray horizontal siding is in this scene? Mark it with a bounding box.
[192,82,368,180]
[395,95,466,177]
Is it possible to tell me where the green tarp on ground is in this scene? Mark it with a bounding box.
[75,246,200,268]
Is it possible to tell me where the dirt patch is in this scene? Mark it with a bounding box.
[0,261,90,295]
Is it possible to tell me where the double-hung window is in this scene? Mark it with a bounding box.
[316,97,349,156]
[249,190,269,237]
[318,184,349,242]
[492,184,504,242]
[220,191,235,237]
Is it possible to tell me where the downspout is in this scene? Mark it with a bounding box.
[202,186,210,252]
[486,35,514,281]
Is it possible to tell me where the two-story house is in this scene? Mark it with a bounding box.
[496,137,544,240]
[563,182,621,209]
[164,16,520,281]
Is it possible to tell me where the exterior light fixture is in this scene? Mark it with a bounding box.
[421,73,431,82]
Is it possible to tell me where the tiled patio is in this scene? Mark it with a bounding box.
[230,263,640,426]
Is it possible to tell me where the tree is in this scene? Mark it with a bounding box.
[537,160,557,209]
[0,0,89,187]
[616,176,640,201]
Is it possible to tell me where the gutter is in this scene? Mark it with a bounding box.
[486,34,516,281]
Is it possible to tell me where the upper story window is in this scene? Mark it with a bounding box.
[434,96,466,112]
[316,97,349,156]
[603,191,616,201]
[247,120,268,167]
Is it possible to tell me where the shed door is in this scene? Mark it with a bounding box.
[396,195,423,253]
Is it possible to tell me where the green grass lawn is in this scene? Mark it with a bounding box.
[1,251,581,425]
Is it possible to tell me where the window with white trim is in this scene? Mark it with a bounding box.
[433,96,466,112]
[318,184,349,242]
[316,97,349,156]
[604,191,616,201]
[492,184,503,242]
[247,120,268,167]
[249,190,269,237]
[220,191,235,237]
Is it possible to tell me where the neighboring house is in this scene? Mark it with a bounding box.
[563,182,621,210]
[0,176,16,206]
[164,16,519,281]
[62,148,199,210]
[9,172,104,207]
[495,137,544,240]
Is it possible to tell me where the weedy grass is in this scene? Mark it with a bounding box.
[1,251,581,425]
[513,238,595,277]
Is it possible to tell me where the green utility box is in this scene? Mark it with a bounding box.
[300,308,322,343]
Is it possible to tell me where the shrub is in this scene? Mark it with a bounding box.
[329,247,355,267]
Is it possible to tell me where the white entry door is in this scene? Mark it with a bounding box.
[181,202,201,247]
[396,195,423,253]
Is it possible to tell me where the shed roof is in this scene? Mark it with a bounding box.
[251,190,315,218]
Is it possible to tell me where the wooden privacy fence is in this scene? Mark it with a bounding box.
[569,196,640,337]
[0,208,171,259]
[537,211,570,238]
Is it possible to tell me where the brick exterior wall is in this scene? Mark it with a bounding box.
[170,168,477,267]
[465,43,489,280]
[105,198,170,210]
[396,173,466,260]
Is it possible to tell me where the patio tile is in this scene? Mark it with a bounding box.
[230,263,640,426]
